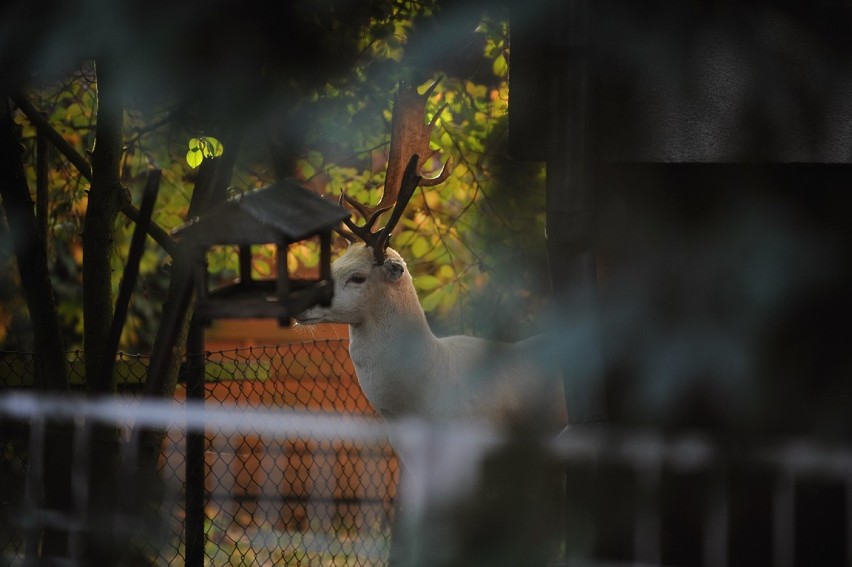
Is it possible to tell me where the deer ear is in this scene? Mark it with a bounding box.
[381,258,405,282]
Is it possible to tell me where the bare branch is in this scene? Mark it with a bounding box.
[121,200,177,256]
[12,93,178,256]
[13,94,93,178]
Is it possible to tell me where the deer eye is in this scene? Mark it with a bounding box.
[347,274,366,285]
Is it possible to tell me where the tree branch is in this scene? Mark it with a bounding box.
[11,93,177,256]
[13,95,92,177]
[120,200,177,255]
[0,100,68,391]
[36,127,49,241]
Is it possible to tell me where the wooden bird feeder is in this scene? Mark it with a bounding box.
[174,180,349,326]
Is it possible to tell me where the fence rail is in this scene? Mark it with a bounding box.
[0,341,399,566]
[3,345,852,566]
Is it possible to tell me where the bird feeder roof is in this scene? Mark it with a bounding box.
[174,180,350,245]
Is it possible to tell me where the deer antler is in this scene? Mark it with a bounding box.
[338,78,450,264]
[340,154,422,266]
[381,78,450,211]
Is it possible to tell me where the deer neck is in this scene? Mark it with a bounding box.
[347,288,441,416]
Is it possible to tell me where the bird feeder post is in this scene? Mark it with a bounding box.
[320,231,332,303]
[238,245,252,288]
[169,181,349,565]
[276,240,291,326]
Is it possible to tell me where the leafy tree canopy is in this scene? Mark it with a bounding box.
[0,0,547,352]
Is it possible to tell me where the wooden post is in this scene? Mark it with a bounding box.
[99,170,161,390]
[276,241,290,325]
[320,231,333,306]
[184,316,206,567]
[509,0,607,424]
[545,0,606,426]
[239,244,252,287]
[510,0,609,562]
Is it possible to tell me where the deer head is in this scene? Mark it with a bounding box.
[338,78,449,266]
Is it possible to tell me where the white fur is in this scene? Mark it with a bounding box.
[298,244,567,432]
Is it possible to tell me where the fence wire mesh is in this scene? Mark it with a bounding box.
[0,340,399,566]
[3,344,852,566]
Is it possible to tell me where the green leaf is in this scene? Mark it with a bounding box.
[441,283,458,310]
[393,230,417,248]
[421,288,443,312]
[492,53,508,78]
[298,160,316,180]
[415,275,440,291]
[188,137,201,151]
[307,150,324,168]
[186,148,203,169]
[439,131,453,149]
[203,137,224,158]
[438,265,455,280]
[302,251,319,269]
[411,236,430,258]
[465,81,487,99]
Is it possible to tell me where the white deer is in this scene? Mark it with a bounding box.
[297,84,568,564]
[297,81,567,437]
[297,241,566,431]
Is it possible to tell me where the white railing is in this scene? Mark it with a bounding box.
[2,392,851,567]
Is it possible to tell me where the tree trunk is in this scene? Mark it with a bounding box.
[84,58,125,395]
[80,59,126,566]
[144,138,238,402]
[127,141,239,566]
[0,98,72,559]
[0,106,67,392]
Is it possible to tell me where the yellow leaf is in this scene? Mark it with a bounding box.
[438,265,455,280]
[411,236,430,258]
[465,81,487,99]
[393,230,417,248]
[186,148,203,169]
[203,137,224,158]
[492,53,508,78]
[299,160,316,180]
[415,275,440,291]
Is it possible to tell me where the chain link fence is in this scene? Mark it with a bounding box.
[0,340,399,566]
[4,345,852,566]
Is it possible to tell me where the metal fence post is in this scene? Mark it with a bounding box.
[185,317,206,567]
